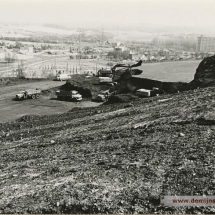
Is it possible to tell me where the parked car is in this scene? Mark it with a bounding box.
[55,74,71,81]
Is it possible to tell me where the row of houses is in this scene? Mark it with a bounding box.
[134,53,203,62]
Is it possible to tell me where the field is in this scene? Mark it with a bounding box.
[137,60,201,82]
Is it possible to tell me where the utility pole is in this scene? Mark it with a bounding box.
[101,25,104,60]
[7,59,8,74]
[117,25,119,42]
[101,25,104,46]
[79,31,81,73]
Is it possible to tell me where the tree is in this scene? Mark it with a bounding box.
[15,41,23,48]
[4,52,17,63]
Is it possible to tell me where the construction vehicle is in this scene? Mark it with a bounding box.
[111,60,143,81]
[135,89,151,97]
[97,69,113,84]
[56,74,71,81]
[15,89,41,100]
[94,89,116,102]
[56,90,82,101]
[136,87,165,98]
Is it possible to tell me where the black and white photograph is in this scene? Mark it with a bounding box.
[0,0,215,213]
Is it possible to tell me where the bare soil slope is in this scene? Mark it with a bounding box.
[1,86,215,213]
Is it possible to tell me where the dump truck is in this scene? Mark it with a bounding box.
[15,89,41,100]
[94,89,116,102]
[56,90,82,101]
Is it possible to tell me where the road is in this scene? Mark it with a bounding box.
[0,80,100,123]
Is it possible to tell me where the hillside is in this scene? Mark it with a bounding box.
[1,85,215,213]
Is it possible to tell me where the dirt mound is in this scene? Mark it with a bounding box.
[61,81,92,98]
[106,94,139,104]
[61,75,110,98]
[187,55,215,89]
[16,115,41,122]
[194,55,215,80]
[113,69,142,82]
[116,77,188,94]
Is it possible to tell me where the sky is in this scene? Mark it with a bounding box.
[0,0,215,31]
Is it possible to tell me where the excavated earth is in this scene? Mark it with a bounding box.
[1,85,215,213]
[61,75,110,99]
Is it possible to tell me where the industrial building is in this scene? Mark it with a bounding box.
[196,35,215,52]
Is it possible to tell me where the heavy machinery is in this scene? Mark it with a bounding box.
[56,90,82,101]
[15,89,41,100]
[111,60,143,81]
[97,69,113,84]
[135,87,165,98]
[135,89,151,97]
[94,89,116,102]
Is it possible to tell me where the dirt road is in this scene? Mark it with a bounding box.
[0,80,100,123]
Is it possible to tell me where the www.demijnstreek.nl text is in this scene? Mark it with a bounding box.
[161,196,215,207]
[172,198,215,204]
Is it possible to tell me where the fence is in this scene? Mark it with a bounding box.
[0,62,111,79]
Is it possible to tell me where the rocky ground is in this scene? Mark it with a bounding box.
[1,84,215,213]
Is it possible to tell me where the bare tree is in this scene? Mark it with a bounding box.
[4,52,17,63]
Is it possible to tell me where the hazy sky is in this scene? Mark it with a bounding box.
[0,0,215,30]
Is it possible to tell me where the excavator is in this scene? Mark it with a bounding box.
[111,60,143,81]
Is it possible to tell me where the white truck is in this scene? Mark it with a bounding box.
[56,90,82,101]
[94,89,116,102]
[135,89,151,97]
[15,89,41,100]
[135,88,165,98]
[56,74,71,81]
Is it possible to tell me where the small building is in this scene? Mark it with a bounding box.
[114,42,127,52]
[140,54,148,61]
[0,46,6,53]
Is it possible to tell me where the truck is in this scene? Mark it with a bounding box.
[56,90,82,101]
[135,88,165,98]
[97,69,113,84]
[135,89,151,98]
[94,89,116,102]
[55,74,71,81]
[15,89,41,100]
